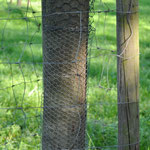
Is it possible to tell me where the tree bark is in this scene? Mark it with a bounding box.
[117,0,139,149]
[42,0,90,149]
[27,0,30,7]
[17,0,21,6]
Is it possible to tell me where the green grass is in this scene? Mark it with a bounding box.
[0,0,150,149]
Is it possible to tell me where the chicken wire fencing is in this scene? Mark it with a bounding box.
[0,0,140,149]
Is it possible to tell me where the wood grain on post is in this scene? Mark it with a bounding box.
[116,0,139,149]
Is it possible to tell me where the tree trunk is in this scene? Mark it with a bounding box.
[27,0,30,8]
[17,0,21,6]
[117,0,139,149]
[42,0,90,149]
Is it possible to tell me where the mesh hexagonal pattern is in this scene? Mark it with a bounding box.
[42,0,92,149]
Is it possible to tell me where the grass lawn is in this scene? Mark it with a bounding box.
[0,0,149,149]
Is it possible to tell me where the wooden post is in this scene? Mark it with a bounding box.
[117,0,139,149]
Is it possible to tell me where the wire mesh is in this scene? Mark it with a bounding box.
[0,0,143,149]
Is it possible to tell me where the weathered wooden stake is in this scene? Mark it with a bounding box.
[117,0,139,149]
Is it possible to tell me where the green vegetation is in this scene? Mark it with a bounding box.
[0,0,149,149]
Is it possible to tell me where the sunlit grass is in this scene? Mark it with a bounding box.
[0,0,150,149]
